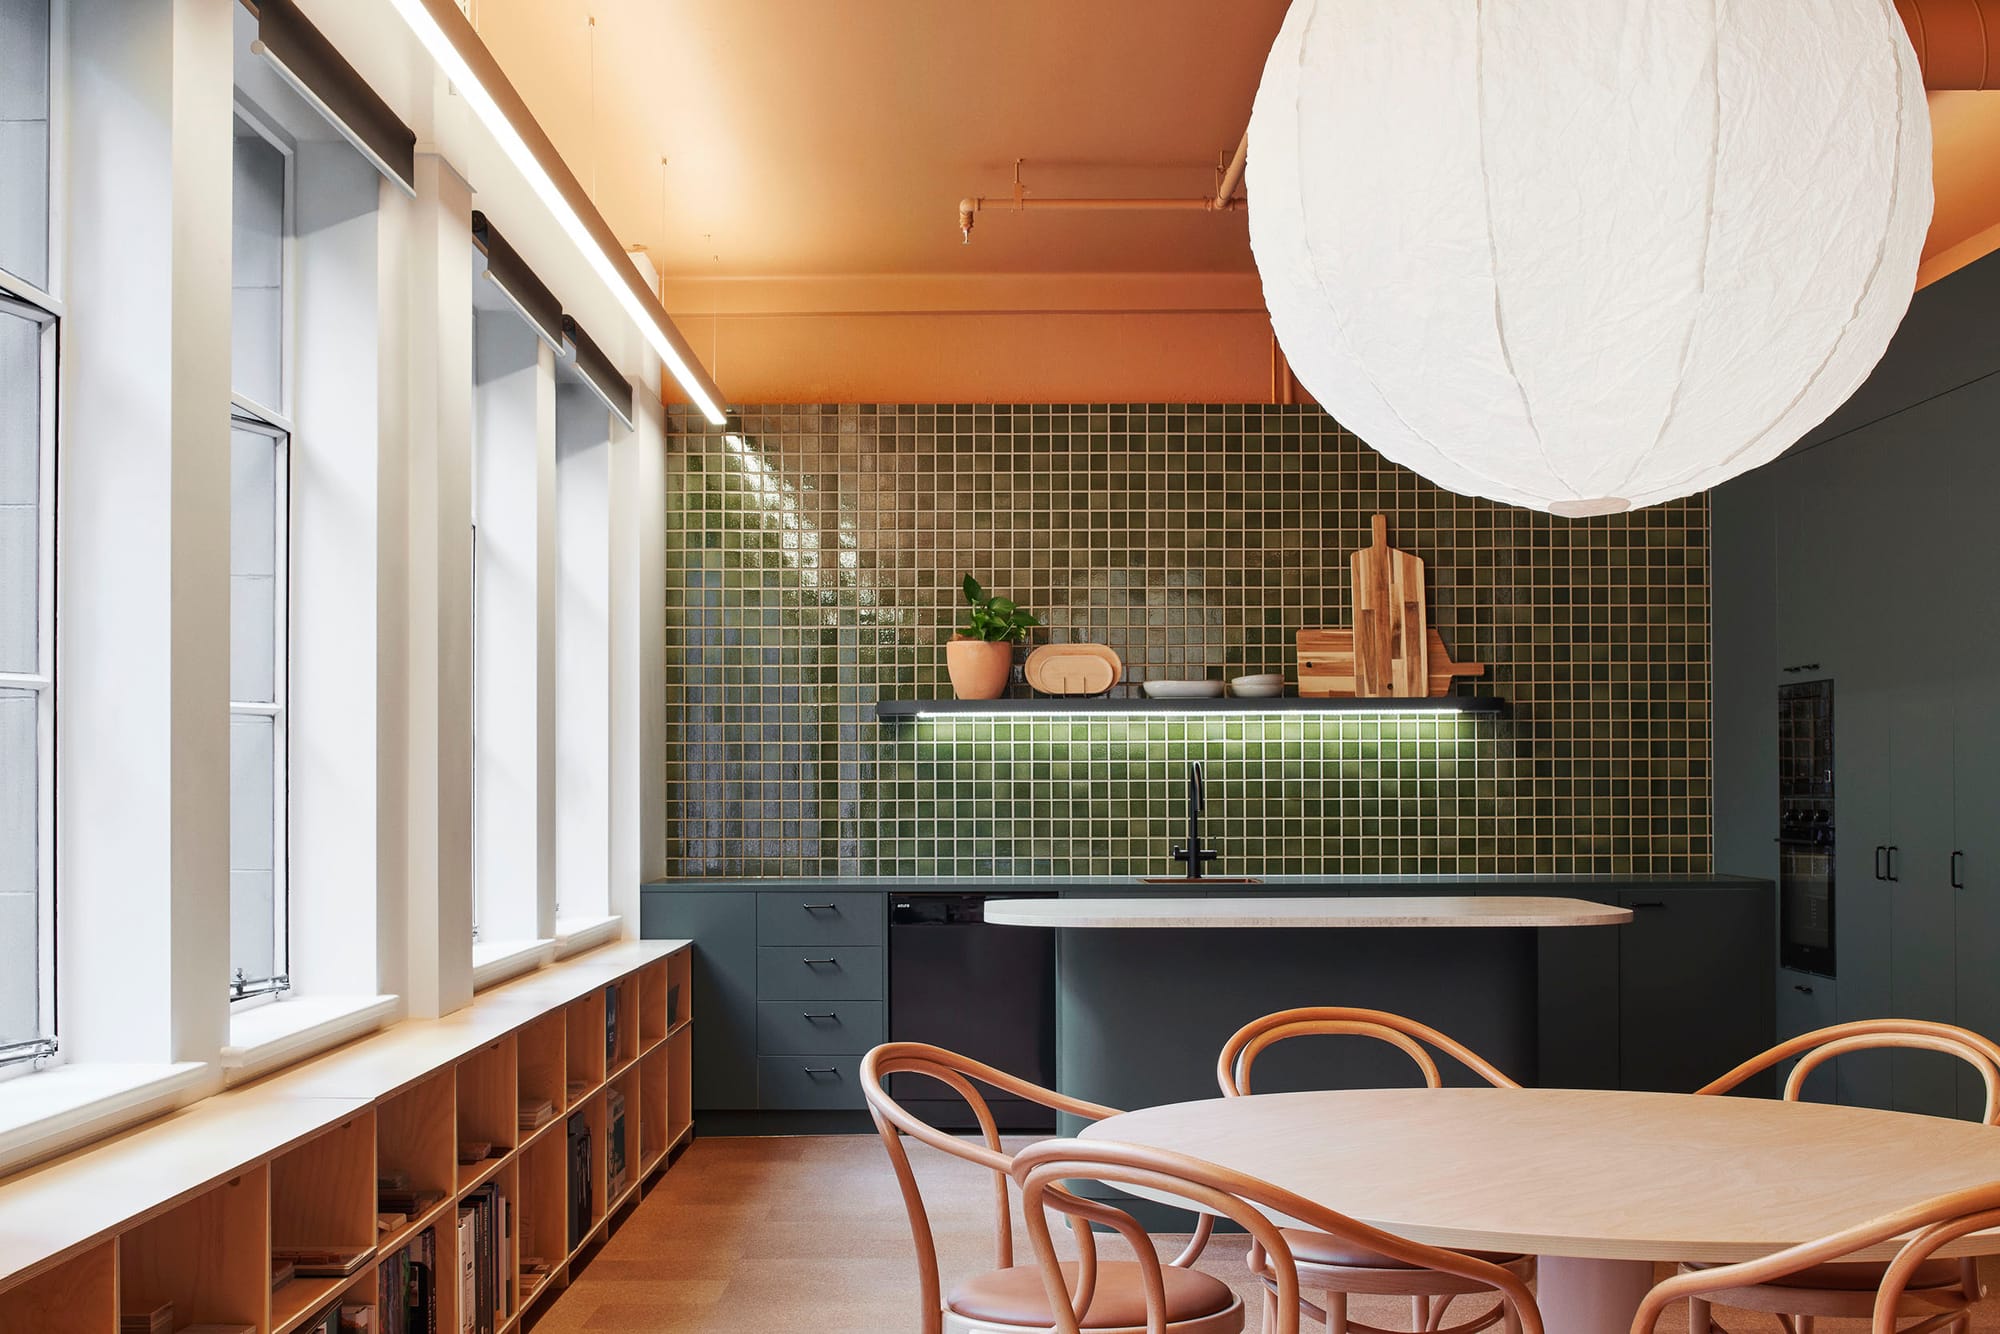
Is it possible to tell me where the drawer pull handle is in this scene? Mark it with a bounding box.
[802,903,839,912]
[1794,984,1815,994]
[803,1067,840,1077]
[1630,901,1666,909]
[803,1012,839,1021]
[802,957,839,967]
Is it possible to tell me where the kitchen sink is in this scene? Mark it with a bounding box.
[1138,876,1263,884]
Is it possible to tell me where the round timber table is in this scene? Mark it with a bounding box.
[1078,1086,2000,1334]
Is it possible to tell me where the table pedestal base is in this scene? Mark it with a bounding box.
[1534,1256,1656,1334]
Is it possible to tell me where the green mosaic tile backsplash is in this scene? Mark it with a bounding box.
[663,404,1711,877]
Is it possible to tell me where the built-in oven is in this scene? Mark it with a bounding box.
[1778,679,1835,975]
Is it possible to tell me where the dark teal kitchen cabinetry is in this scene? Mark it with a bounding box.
[1713,252,2000,1120]
[1537,885,1773,1094]
[642,887,889,1123]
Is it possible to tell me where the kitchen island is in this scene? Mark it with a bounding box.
[986,895,1629,1124]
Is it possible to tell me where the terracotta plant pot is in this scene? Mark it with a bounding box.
[946,637,1015,700]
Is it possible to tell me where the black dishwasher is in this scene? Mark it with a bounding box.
[889,893,1057,1131]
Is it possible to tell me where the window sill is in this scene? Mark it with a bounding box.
[472,939,555,991]
[0,1062,211,1177]
[553,914,623,959]
[221,994,400,1087]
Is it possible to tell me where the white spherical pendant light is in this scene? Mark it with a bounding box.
[1248,1,1933,517]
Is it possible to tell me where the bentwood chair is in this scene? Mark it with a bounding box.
[1634,1180,2000,1334]
[1681,1020,2000,1334]
[862,1042,1234,1334]
[1012,1138,1544,1334]
[1216,1008,1536,1334]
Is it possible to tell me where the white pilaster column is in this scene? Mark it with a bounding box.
[556,386,612,920]
[402,154,475,1017]
[58,0,236,1067]
[288,141,402,999]
[473,312,557,943]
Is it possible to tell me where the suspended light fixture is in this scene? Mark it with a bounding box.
[1248,2,1933,517]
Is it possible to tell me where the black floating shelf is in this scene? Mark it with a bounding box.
[874,695,1508,721]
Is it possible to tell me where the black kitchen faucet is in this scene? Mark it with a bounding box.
[1173,760,1219,880]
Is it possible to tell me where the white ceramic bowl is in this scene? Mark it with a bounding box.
[1230,682,1285,698]
[1143,679,1226,699]
[1231,674,1284,690]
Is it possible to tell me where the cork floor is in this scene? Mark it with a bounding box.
[527,1134,1962,1334]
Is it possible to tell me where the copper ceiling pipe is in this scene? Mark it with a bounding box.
[1900,0,2000,88]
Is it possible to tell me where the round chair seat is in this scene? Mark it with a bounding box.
[947,1260,1238,1328]
[1686,1257,1963,1293]
[1280,1229,1524,1272]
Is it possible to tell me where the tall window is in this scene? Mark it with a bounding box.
[0,0,58,1070]
[229,113,291,1000]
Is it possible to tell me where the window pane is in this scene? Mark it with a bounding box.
[230,425,278,703]
[0,305,39,675]
[0,0,51,291]
[0,687,37,1045]
[231,122,285,409]
[229,712,276,985]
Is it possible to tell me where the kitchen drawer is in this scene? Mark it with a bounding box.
[756,1001,885,1056]
[759,1055,866,1110]
[756,946,885,1001]
[757,891,885,946]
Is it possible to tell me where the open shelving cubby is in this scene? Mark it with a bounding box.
[375,1071,456,1256]
[119,1164,270,1334]
[457,1037,520,1191]
[7,1242,115,1334]
[666,950,691,1036]
[563,988,607,1103]
[270,1111,378,1334]
[668,1021,693,1150]
[637,1046,669,1176]
[517,1011,567,1140]
[604,1069,638,1216]
[637,959,669,1052]
[515,1127,567,1314]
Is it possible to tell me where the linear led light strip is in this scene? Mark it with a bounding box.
[386,0,729,426]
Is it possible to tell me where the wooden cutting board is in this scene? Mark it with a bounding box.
[1296,628,1486,698]
[1024,643,1122,696]
[1350,514,1428,697]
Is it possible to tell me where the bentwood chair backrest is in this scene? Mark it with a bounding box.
[1217,1006,1522,1096]
[1697,1019,2000,1123]
[1013,1138,1545,1334]
[1630,1180,2000,1334]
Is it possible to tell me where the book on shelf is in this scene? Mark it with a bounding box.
[377,1212,407,1235]
[378,1225,438,1334]
[121,1301,174,1334]
[564,1077,591,1102]
[455,1211,476,1334]
[338,1306,373,1334]
[518,1097,556,1132]
[566,1110,593,1252]
[606,1087,629,1200]
[667,982,681,1027]
[273,1245,377,1278]
[604,984,619,1066]
[457,1140,495,1166]
[379,1188,447,1219]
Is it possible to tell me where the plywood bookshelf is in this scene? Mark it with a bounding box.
[0,940,692,1334]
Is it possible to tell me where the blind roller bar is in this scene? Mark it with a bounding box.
[559,315,637,429]
[472,212,567,353]
[251,0,418,197]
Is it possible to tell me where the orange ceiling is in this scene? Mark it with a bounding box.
[466,1,2000,401]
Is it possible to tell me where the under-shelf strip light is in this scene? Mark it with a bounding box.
[385,0,729,426]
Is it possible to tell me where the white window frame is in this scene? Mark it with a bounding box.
[0,288,61,1078]
[226,410,291,1004]
[227,98,296,1006]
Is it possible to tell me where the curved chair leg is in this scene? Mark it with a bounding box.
[1501,1298,1520,1334]
[1413,1295,1428,1331]
[1688,1296,1711,1334]
[1328,1291,1350,1334]
[1798,1315,1815,1334]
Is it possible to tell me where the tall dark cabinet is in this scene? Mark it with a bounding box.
[1713,250,2000,1120]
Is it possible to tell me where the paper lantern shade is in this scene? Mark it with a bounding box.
[1248,1,1934,517]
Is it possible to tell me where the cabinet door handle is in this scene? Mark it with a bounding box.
[1629,901,1666,910]
[802,1011,838,1021]
[802,957,839,966]
[1953,851,1965,890]
[802,903,838,912]
[1794,983,1815,994]
[1886,846,1900,882]
[803,1066,840,1077]
[1874,846,1887,881]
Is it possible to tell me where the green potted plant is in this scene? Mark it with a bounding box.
[947,575,1040,700]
